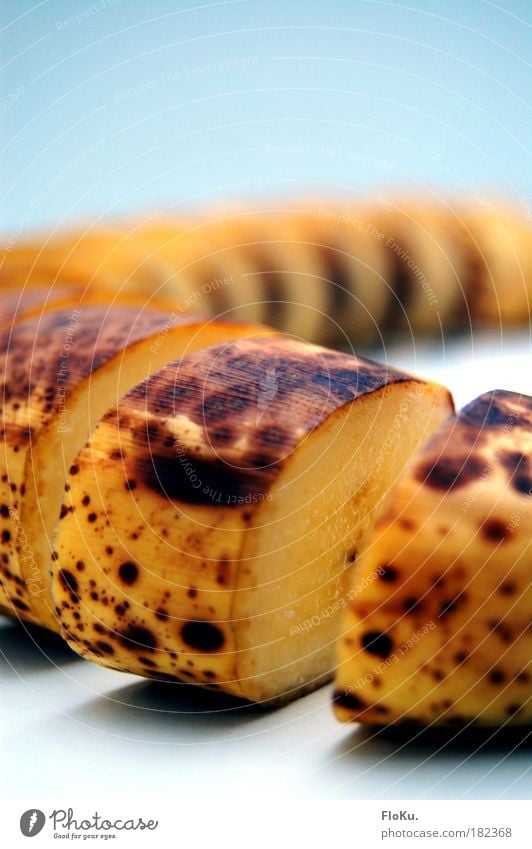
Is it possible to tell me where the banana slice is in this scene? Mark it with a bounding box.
[461,207,532,325]
[298,204,392,344]
[190,211,270,325]
[53,336,452,704]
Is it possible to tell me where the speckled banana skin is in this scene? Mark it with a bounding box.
[51,335,452,703]
[334,390,532,727]
[1,201,530,345]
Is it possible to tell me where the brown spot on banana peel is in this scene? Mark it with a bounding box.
[181,620,225,652]
[501,451,532,495]
[361,631,394,659]
[419,454,486,491]
[136,451,272,506]
[120,624,158,652]
[118,561,139,585]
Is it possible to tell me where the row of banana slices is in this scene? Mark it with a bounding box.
[1,199,531,345]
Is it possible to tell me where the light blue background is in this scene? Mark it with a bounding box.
[1,0,530,237]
